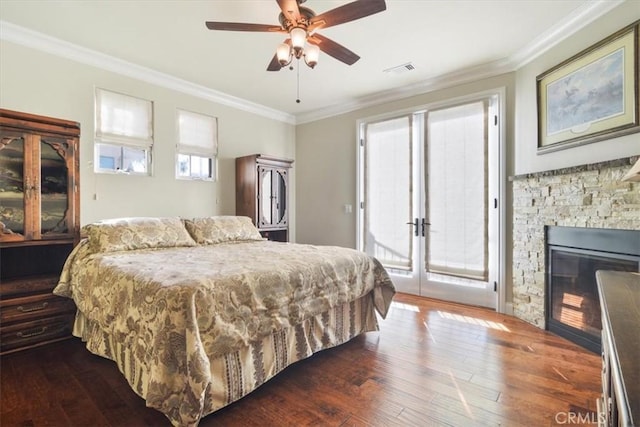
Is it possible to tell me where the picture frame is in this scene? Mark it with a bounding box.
[537,21,640,153]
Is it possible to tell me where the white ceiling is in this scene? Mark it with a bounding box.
[0,0,624,123]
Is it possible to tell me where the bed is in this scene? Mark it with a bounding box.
[54,216,395,426]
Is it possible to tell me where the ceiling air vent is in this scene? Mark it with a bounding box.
[383,62,416,75]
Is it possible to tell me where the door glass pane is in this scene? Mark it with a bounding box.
[426,101,487,281]
[364,116,412,269]
[41,138,69,234]
[0,136,25,236]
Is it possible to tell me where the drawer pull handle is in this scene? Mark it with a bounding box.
[17,326,48,338]
[17,302,49,313]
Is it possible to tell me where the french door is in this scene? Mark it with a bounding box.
[358,94,502,309]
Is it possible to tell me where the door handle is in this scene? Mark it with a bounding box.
[406,218,419,237]
[421,218,430,237]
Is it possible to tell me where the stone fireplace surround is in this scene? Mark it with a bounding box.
[511,155,640,328]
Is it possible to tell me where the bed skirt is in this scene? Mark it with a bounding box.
[72,292,380,426]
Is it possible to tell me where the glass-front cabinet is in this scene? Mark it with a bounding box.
[0,126,78,242]
[236,154,293,242]
[0,109,80,355]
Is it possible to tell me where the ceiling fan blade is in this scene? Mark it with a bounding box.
[309,34,360,66]
[276,0,301,22]
[267,53,284,71]
[205,22,282,32]
[309,0,386,30]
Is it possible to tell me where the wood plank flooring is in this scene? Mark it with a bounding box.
[1,293,602,426]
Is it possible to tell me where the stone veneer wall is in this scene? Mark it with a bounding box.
[511,156,640,328]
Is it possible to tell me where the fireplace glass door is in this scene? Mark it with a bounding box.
[548,247,639,352]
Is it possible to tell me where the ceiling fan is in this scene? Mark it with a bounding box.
[205,0,387,71]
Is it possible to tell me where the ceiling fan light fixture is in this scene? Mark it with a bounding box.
[277,42,292,66]
[290,27,307,53]
[304,43,319,68]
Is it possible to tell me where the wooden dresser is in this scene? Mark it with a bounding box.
[596,270,640,427]
[236,154,293,242]
[0,109,80,355]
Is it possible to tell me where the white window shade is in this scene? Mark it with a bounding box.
[364,116,412,270]
[426,101,488,281]
[177,109,217,157]
[96,88,153,147]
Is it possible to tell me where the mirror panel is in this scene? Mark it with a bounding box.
[260,168,272,225]
[275,170,287,225]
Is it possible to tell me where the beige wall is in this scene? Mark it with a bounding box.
[0,41,296,237]
[515,2,640,175]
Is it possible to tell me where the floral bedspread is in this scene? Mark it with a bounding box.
[54,239,395,426]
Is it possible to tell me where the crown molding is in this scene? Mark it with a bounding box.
[507,0,625,69]
[296,0,625,124]
[0,20,296,125]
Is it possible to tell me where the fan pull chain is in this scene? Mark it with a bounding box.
[296,59,301,104]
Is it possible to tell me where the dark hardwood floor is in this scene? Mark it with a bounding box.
[1,293,602,426]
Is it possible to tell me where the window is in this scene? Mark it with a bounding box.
[94,88,153,175]
[176,109,217,181]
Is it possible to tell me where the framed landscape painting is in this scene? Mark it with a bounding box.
[537,21,639,153]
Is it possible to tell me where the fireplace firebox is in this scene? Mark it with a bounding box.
[545,226,640,353]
